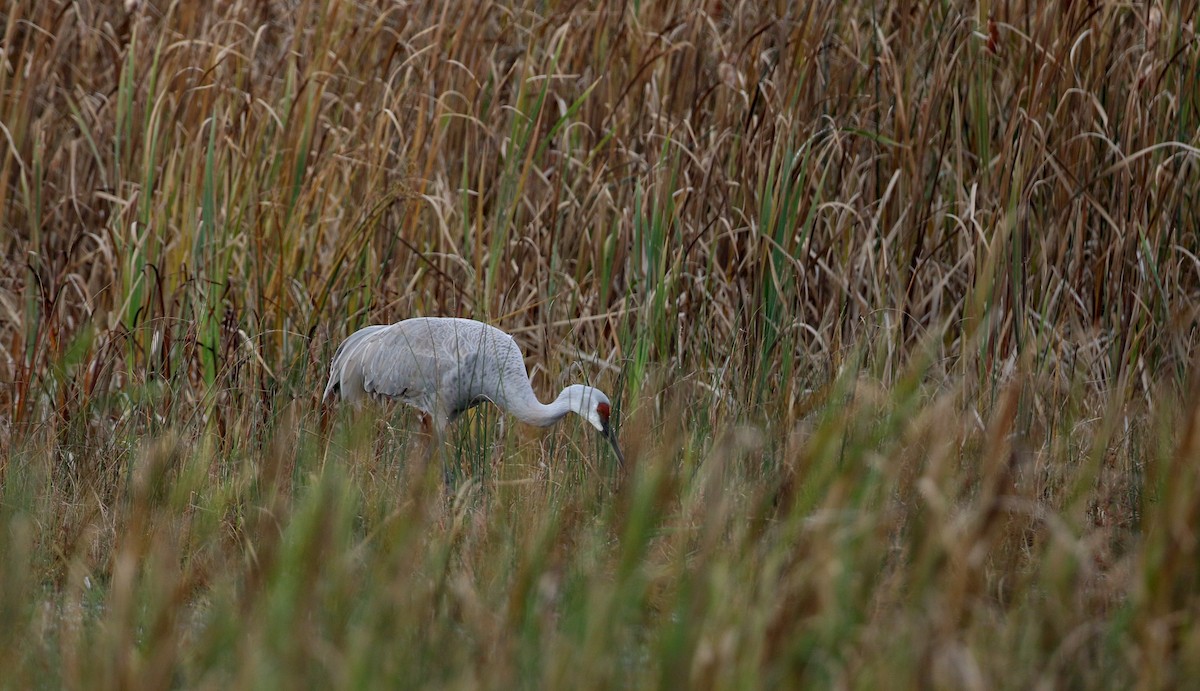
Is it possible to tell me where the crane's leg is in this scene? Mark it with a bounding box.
[432,418,454,496]
[418,412,454,496]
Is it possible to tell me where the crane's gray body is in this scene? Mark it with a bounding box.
[323,317,625,469]
[324,317,539,428]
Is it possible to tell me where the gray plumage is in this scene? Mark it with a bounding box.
[324,317,624,468]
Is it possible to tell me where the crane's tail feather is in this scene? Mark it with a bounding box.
[322,379,339,402]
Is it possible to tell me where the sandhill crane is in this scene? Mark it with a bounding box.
[323,317,625,477]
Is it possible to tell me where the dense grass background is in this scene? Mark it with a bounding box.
[2,0,1199,687]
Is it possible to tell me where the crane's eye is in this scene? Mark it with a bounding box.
[596,402,610,423]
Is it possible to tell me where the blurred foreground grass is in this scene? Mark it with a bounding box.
[5,358,1198,689]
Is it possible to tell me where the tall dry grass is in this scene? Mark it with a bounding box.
[1,0,1199,687]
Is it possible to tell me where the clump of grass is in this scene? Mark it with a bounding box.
[1,0,1198,687]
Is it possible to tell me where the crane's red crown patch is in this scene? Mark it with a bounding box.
[596,402,611,423]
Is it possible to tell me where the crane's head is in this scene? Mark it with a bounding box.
[561,385,625,469]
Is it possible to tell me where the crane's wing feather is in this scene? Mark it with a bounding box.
[356,323,447,411]
[323,324,388,400]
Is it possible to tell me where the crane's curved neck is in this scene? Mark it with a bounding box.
[506,387,575,428]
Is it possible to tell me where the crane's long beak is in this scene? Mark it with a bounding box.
[601,422,626,470]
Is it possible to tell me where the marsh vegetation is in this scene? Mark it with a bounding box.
[1,1,1199,687]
